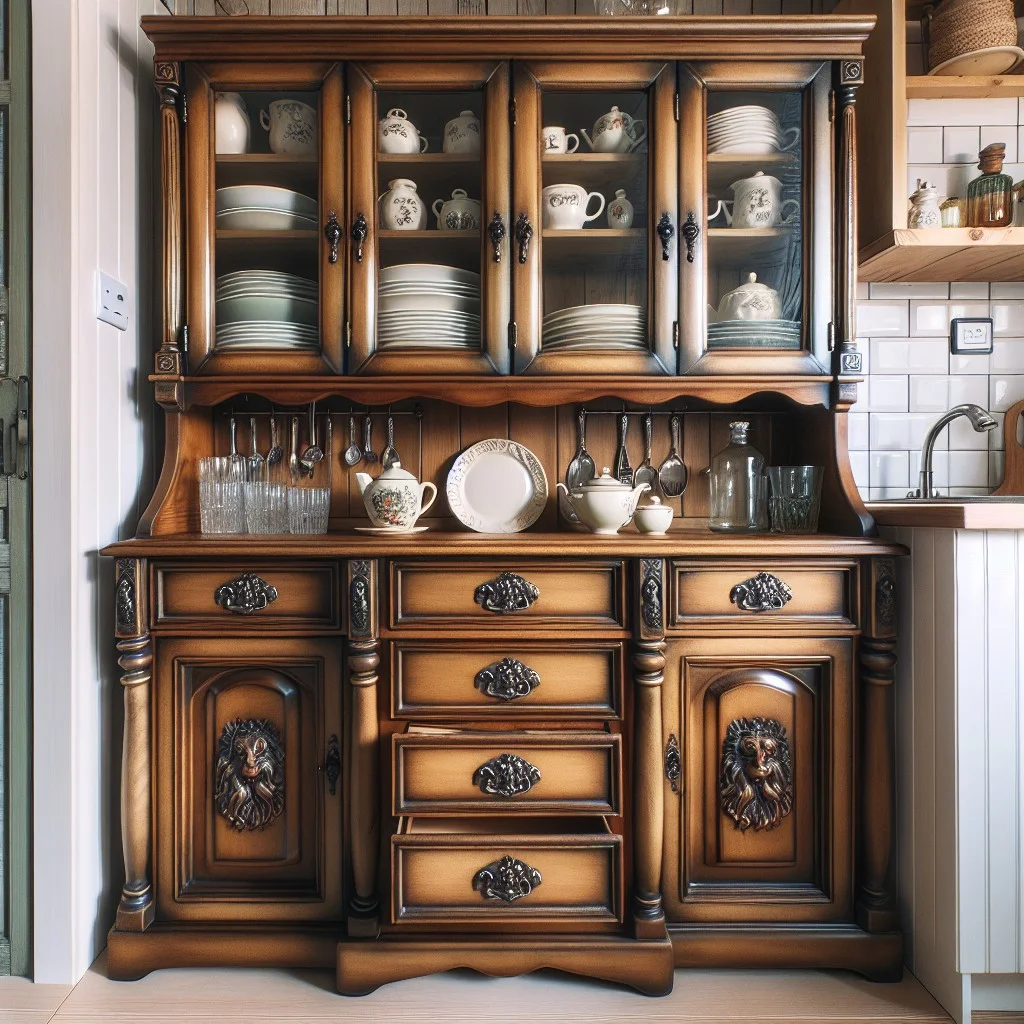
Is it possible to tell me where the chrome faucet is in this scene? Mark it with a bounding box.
[911,404,997,498]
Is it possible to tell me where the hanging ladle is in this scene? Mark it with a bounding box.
[565,408,596,490]
[658,414,688,498]
[300,401,324,476]
[343,414,362,467]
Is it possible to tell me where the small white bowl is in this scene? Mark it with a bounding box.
[634,496,673,535]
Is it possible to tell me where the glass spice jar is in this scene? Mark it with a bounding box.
[966,142,1013,228]
[908,179,941,228]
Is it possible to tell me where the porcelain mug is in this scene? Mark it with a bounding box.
[259,99,316,157]
[541,183,606,229]
[542,126,580,154]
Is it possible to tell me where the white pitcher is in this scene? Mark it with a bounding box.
[214,92,250,155]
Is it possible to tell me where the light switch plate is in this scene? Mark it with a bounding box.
[96,271,128,331]
[950,316,993,354]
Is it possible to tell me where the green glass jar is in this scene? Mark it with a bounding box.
[966,142,1013,228]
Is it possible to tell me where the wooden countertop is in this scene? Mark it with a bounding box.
[867,500,1024,530]
[103,531,904,558]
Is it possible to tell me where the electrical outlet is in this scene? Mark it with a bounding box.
[97,271,129,331]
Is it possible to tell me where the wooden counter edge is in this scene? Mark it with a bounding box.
[867,500,1024,531]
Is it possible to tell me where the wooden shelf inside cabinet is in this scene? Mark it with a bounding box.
[706,152,798,193]
[215,153,318,188]
[707,227,795,261]
[859,227,1024,282]
[905,74,1024,99]
[378,229,479,267]
[216,229,319,252]
[541,153,646,193]
[377,154,482,201]
[541,228,647,256]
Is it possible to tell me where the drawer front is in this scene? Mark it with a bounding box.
[393,732,621,815]
[391,830,621,924]
[392,641,623,719]
[671,561,855,629]
[153,561,342,631]
[389,561,625,630]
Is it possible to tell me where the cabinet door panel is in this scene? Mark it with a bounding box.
[156,637,343,922]
[662,636,852,925]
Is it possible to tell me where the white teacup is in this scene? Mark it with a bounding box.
[542,126,580,155]
[542,184,606,230]
[259,99,316,157]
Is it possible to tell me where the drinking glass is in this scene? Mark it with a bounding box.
[199,456,245,534]
[767,465,822,533]
[287,487,330,534]
[245,481,289,534]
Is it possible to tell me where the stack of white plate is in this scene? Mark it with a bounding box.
[377,264,481,348]
[707,318,801,350]
[542,304,646,350]
[215,185,317,231]
[707,105,786,156]
[216,270,319,351]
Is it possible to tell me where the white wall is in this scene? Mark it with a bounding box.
[32,0,163,984]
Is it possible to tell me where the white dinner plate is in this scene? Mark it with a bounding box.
[354,525,430,534]
[708,141,780,156]
[379,264,480,287]
[216,209,318,232]
[215,185,317,216]
[446,438,548,534]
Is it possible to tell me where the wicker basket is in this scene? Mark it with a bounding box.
[927,0,1018,69]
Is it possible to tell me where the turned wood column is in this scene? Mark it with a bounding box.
[347,559,380,937]
[114,558,155,931]
[857,557,899,933]
[154,60,184,376]
[631,558,668,940]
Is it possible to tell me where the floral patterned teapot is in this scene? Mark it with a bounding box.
[356,462,437,530]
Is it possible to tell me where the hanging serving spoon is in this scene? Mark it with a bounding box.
[300,401,324,475]
[343,414,362,467]
[267,415,284,466]
[289,416,300,482]
[566,408,596,490]
[614,413,632,485]
[381,414,399,469]
[362,414,378,465]
[634,412,658,493]
[658,414,688,498]
[248,417,265,479]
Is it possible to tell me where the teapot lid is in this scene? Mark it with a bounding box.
[726,272,776,296]
[729,170,781,191]
[578,466,631,490]
[375,460,417,481]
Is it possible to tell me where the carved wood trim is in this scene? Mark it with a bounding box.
[639,558,664,639]
[348,559,375,638]
[835,62,862,378]
[115,558,147,637]
[154,59,184,375]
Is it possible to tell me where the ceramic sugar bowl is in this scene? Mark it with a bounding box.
[556,467,650,535]
[443,110,481,154]
[432,188,482,231]
[380,179,427,230]
[377,108,429,154]
[356,462,437,531]
[715,272,782,321]
[633,495,674,535]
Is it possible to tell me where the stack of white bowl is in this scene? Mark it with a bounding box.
[216,270,319,351]
[542,304,646,350]
[215,185,317,231]
[377,264,481,349]
[707,105,786,156]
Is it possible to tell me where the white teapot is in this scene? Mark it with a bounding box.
[581,105,647,154]
[713,272,782,321]
[556,467,650,535]
[377,108,428,155]
[356,462,437,530]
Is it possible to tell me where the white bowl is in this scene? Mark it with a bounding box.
[379,263,481,287]
[633,499,674,534]
[215,185,317,216]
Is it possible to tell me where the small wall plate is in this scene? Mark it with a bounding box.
[950,317,993,355]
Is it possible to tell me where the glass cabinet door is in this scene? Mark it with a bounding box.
[678,62,833,376]
[348,62,511,375]
[512,63,677,375]
[184,62,345,375]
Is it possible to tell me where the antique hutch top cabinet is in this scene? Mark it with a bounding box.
[103,14,905,997]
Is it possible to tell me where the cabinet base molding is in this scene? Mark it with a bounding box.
[106,924,340,980]
[336,936,675,996]
[669,924,903,981]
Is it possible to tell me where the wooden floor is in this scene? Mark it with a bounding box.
[0,952,955,1024]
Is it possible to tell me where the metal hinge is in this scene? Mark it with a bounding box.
[178,90,188,126]
[827,320,836,352]
[509,97,517,127]
[345,94,351,126]
[345,321,352,348]
[180,323,189,353]
[672,320,679,350]
[508,321,517,351]
[0,376,29,480]
[674,91,679,122]
[828,90,835,123]
[665,733,681,794]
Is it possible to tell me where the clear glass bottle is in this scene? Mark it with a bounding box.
[708,421,767,533]
[966,142,1013,228]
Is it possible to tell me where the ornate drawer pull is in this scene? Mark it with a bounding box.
[681,211,699,264]
[324,211,342,264]
[473,753,541,798]
[475,657,540,701]
[325,734,341,796]
[488,211,506,263]
[515,212,533,265]
[665,733,681,793]
[214,572,278,615]
[729,571,792,613]
[473,855,542,903]
[350,211,367,264]
[656,212,674,261]
[474,571,539,614]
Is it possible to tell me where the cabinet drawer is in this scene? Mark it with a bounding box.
[391,818,621,924]
[391,641,623,719]
[671,561,855,629]
[393,731,621,815]
[152,561,342,631]
[389,561,625,631]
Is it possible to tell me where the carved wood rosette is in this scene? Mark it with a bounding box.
[154,60,184,376]
[346,559,380,936]
[114,558,155,931]
[857,556,899,933]
[631,558,667,939]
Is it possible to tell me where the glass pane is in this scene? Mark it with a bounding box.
[214,90,320,357]
[706,89,803,352]
[540,90,648,353]
[376,90,483,352]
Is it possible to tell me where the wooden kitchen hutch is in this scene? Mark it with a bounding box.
[103,14,904,996]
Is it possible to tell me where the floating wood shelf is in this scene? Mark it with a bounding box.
[905,74,1024,99]
[858,227,1024,282]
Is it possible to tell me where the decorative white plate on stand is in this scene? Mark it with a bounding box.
[446,439,548,534]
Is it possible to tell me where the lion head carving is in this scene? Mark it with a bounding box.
[215,718,285,832]
[719,716,793,832]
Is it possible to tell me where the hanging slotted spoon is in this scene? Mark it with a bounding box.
[382,415,399,469]
[658,414,688,498]
[566,408,596,490]
[634,413,658,492]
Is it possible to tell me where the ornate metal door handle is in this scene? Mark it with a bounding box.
[665,733,681,793]
[729,571,793,612]
[473,753,541,797]
[474,571,539,613]
[474,657,540,701]
[488,211,506,263]
[515,213,533,264]
[325,734,341,796]
[681,211,699,264]
[473,855,542,903]
[350,212,368,263]
[213,573,278,615]
[324,211,342,264]
[657,212,674,261]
